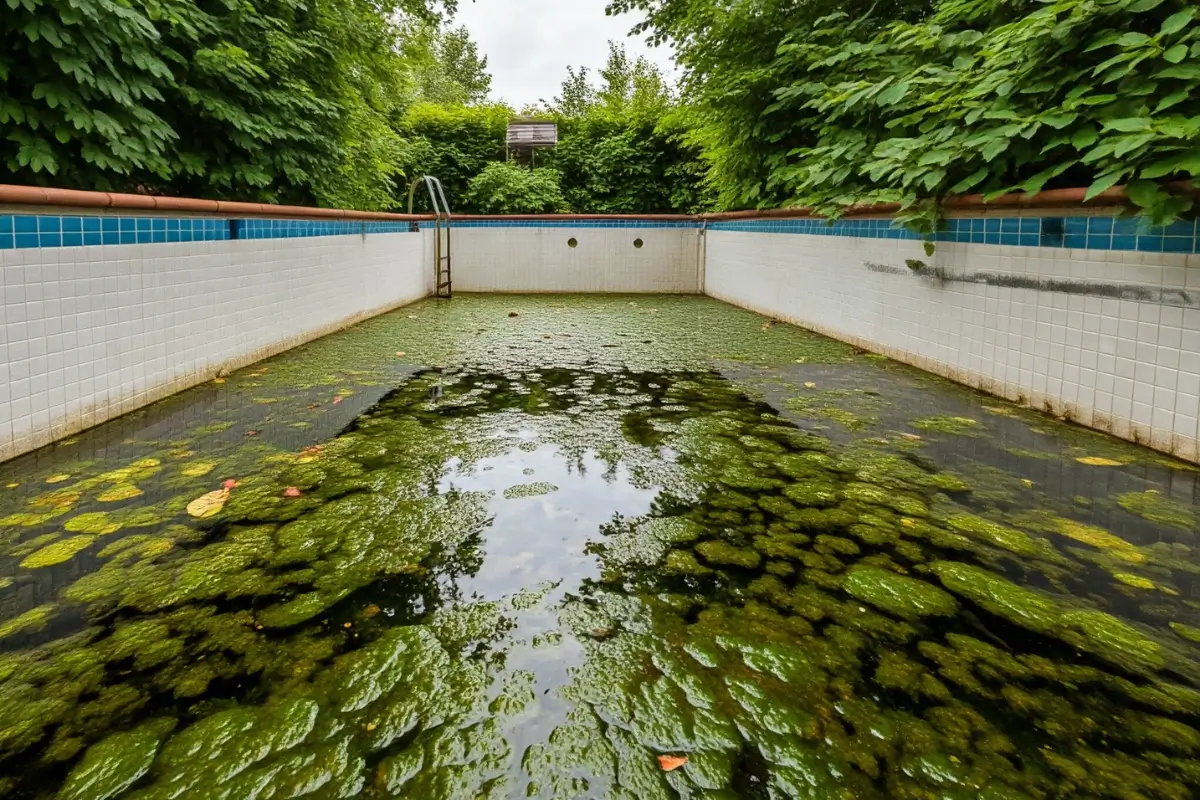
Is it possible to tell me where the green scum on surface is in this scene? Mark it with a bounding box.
[0,295,1197,799]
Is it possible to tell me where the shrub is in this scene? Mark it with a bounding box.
[465,162,569,214]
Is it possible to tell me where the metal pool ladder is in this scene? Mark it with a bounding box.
[408,175,453,299]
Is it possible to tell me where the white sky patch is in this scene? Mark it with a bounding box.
[450,0,678,108]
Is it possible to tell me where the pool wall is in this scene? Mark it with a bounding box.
[446,221,702,293]
[3,184,1200,465]
[0,210,428,461]
[704,212,1200,463]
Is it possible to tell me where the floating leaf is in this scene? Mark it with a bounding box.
[65,512,122,535]
[657,755,689,771]
[1075,456,1126,467]
[181,462,217,478]
[20,536,96,568]
[223,479,239,489]
[97,484,144,502]
[213,377,226,384]
[283,487,303,498]
[331,397,344,405]
[187,489,230,519]
[45,474,71,484]
[336,388,356,397]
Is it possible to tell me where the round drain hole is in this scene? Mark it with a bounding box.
[568,237,578,248]
[633,238,644,248]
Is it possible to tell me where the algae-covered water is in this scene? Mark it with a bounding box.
[1,295,1199,799]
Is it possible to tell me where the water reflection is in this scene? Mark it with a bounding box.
[0,355,1198,797]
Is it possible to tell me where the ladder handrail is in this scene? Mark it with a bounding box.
[407,175,453,299]
[429,176,452,220]
[407,175,452,219]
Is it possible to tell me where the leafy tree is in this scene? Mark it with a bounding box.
[607,0,928,210]
[396,102,509,211]
[544,41,673,119]
[403,20,493,105]
[546,67,598,118]
[612,0,1200,226]
[465,162,568,213]
[544,115,711,213]
[1,0,452,207]
[771,0,1200,226]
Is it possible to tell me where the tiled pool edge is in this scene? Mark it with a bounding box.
[704,229,1200,465]
[4,212,1200,255]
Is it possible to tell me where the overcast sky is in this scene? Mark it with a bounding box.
[450,0,677,109]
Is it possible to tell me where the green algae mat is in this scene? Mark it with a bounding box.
[1,294,1199,799]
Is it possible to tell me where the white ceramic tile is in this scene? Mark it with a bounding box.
[450,228,701,293]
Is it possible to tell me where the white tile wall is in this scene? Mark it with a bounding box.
[0,232,429,461]
[449,227,702,293]
[705,231,1200,464]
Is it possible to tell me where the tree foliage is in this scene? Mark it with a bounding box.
[465,162,568,214]
[403,19,493,106]
[611,0,1200,225]
[399,42,709,214]
[396,102,509,211]
[1,0,452,208]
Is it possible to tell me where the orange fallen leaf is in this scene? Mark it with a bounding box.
[213,378,226,385]
[332,396,344,405]
[657,755,688,772]
[395,351,406,357]
[223,479,239,489]
[187,488,230,519]
[284,487,302,498]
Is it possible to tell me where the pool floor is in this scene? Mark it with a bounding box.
[1,295,1199,799]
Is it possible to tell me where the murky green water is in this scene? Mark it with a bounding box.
[1,295,1199,799]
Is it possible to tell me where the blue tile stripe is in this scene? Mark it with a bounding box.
[0,214,418,250]
[1,213,1197,254]
[707,215,1200,254]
